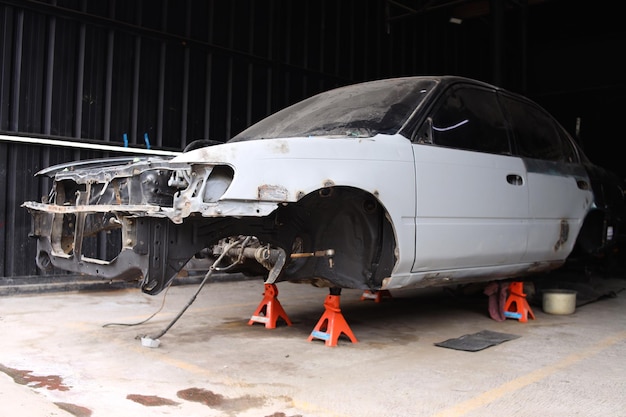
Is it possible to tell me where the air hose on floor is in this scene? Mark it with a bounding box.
[138,237,245,348]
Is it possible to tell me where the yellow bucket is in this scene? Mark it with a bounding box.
[542,289,577,315]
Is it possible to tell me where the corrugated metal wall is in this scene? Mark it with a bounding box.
[2,0,387,146]
[0,0,507,282]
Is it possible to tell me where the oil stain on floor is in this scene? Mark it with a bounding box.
[0,363,92,417]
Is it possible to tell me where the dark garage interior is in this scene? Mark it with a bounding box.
[1,1,625,416]
[1,0,626,286]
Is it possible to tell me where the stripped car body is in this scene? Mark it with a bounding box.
[24,76,625,296]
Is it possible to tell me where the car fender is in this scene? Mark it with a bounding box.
[172,135,418,275]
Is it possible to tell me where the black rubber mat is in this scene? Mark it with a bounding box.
[435,330,520,352]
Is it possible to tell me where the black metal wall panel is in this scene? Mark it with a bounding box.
[0,142,7,278]
[1,141,86,278]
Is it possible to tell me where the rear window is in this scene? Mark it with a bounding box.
[500,96,578,162]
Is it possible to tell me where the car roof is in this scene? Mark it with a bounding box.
[391,75,506,93]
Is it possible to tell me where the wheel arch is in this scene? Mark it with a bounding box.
[573,206,620,259]
[276,185,398,289]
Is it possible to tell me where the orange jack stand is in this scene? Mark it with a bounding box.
[308,294,358,347]
[248,283,292,328]
[360,289,392,303]
[503,281,535,323]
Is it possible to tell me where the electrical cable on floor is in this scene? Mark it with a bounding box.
[137,237,245,347]
[101,280,173,328]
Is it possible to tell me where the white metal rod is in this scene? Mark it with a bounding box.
[0,134,182,156]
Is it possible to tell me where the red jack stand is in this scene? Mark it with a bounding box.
[503,281,535,323]
[308,293,358,347]
[248,283,293,328]
[360,289,392,303]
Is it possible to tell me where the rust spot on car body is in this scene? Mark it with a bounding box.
[258,184,289,200]
[273,140,290,153]
[554,219,570,251]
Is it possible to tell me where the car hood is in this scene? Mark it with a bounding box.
[172,134,413,165]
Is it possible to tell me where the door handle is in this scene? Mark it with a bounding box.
[506,174,523,186]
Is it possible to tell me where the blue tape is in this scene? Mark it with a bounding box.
[310,330,330,341]
[144,133,151,149]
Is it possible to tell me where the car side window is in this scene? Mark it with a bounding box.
[428,86,510,154]
[500,95,577,162]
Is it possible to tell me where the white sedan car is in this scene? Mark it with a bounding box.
[24,76,625,297]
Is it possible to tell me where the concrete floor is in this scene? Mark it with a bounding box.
[1,270,625,417]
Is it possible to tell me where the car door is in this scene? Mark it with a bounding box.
[500,95,594,262]
[411,84,529,272]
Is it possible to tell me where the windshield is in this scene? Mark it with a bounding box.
[230,77,438,142]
